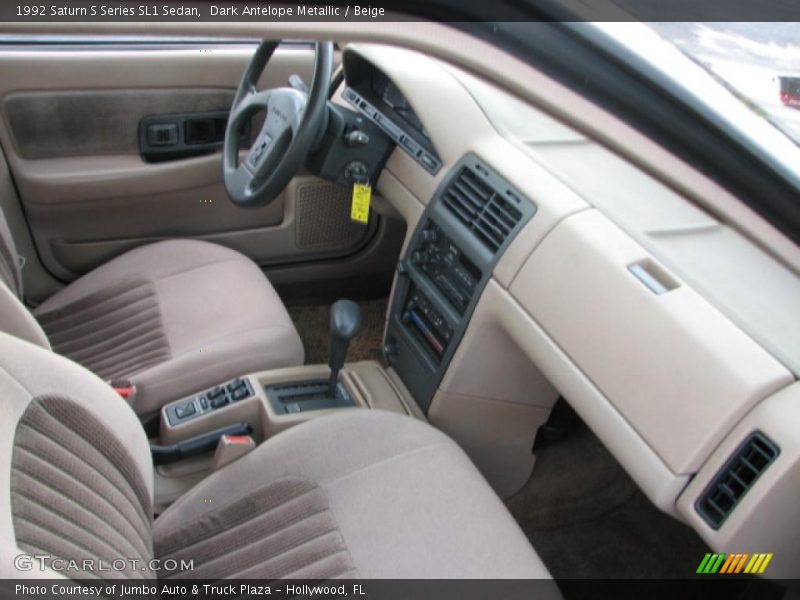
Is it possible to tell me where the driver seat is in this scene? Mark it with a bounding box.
[0,214,304,416]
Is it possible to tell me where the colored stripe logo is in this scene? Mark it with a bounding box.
[696,552,773,574]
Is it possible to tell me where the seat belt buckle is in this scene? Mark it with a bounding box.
[212,434,256,470]
[108,380,136,400]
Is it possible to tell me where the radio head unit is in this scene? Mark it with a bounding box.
[410,220,482,315]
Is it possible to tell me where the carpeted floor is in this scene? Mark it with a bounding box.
[507,423,710,580]
[509,428,786,598]
[286,298,388,365]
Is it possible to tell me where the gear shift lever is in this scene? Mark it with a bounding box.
[328,299,362,397]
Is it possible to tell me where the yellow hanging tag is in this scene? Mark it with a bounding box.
[351,183,371,224]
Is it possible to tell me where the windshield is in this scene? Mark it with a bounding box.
[648,23,800,146]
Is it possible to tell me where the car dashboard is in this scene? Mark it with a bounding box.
[337,43,800,578]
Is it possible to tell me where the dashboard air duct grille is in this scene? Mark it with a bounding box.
[442,167,523,253]
[697,432,778,529]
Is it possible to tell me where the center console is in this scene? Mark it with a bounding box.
[151,296,424,510]
[384,154,537,411]
[158,361,418,445]
[153,359,420,511]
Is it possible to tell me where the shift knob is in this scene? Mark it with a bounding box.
[330,299,362,343]
[328,299,362,396]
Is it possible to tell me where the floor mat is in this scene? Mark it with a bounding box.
[507,424,709,580]
[287,298,388,365]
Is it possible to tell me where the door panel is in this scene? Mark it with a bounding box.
[0,42,373,285]
[21,171,375,277]
[5,89,237,159]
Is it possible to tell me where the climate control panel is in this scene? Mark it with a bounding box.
[402,285,453,359]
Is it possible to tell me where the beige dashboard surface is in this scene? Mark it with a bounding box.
[509,210,792,475]
[354,42,797,512]
[445,66,800,377]
[526,140,800,378]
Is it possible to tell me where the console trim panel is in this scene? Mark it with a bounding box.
[385,154,536,411]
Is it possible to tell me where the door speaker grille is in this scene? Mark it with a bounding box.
[295,182,371,250]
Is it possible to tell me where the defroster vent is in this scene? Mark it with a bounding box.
[442,166,526,253]
[696,432,779,529]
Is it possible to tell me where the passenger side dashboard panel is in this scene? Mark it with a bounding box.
[509,210,792,475]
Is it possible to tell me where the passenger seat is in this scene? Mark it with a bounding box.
[0,332,558,584]
[0,204,304,416]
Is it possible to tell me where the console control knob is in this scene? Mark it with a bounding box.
[421,228,437,243]
[343,161,369,183]
[383,339,398,363]
[415,250,434,265]
[345,129,370,147]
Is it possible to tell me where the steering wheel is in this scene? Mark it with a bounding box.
[223,40,333,208]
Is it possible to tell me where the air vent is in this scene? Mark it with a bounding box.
[697,432,779,529]
[442,167,524,253]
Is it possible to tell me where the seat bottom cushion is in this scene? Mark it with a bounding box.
[152,410,555,580]
[34,240,304,415]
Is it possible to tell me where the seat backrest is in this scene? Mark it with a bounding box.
[0,332,154,578]
[0,204,21,299]
[0,283,50,350]
[0,186,50,349]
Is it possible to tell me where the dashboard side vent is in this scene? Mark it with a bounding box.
[442,167,523,253]
[697,432,779,529]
